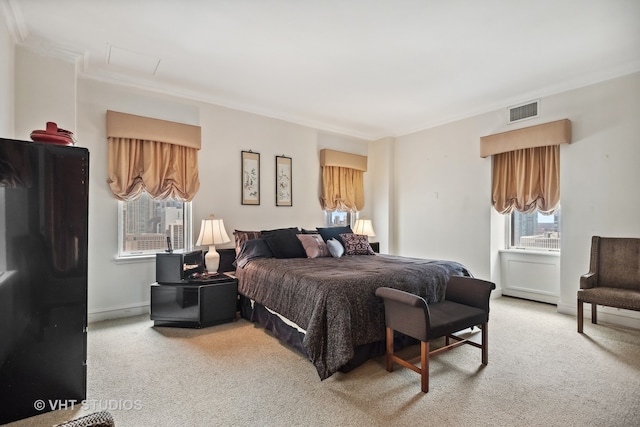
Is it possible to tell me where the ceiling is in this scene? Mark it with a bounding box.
[4,0,640,140]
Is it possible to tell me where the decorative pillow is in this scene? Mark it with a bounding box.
[340,233,376,255]
[316,226,353,246]
[234,230,261,255]
[297,234,331,258]
[326,238,345,258]
[234,238,273,268]
[261,227,306,258]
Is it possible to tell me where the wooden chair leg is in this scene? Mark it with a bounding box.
[481,322,488,365]
[577,299,584,333]
[421,340,429,393]
[591,303,597,325]
[385,327,394,372]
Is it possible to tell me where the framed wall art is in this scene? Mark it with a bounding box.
[241,150,260,205]
[275,155,292,206]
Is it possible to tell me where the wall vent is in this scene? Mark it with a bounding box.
[508,100,539,124]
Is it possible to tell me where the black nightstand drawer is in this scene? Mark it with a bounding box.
[150,278,238,328]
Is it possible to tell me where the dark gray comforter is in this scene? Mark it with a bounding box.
[236,254,470,380]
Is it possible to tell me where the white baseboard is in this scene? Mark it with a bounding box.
[502,288,558,305]
[558,301,640,330]
[88,303,150,324]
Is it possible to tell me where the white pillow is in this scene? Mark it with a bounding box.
[326,238,344,258]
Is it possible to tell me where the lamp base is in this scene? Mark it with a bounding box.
[204,245,220,274]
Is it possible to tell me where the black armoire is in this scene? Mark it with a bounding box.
[0,138,89,424]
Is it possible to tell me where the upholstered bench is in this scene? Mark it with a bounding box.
[577,236,640,333]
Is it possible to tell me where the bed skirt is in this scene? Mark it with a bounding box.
[239,295,417,375]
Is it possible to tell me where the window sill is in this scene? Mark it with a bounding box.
[499,249,560,257]
[114,254,156,264]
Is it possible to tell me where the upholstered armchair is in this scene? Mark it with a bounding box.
[577,236,640,333]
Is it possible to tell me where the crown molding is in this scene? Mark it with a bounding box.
[1,0,28,43]
[2,0,87,72]
[18,37,88,71]
[77,70,376,141]
[394,62,640,139]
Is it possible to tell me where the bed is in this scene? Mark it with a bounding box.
[233,227,471,380]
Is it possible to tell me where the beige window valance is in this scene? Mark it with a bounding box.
[106,110,201,149]
[319,149,367,212]
[483,119,569,215]
[106,110,201,202]
[480,119,571,158]
[492,145,560,214]
[320,148,367,171]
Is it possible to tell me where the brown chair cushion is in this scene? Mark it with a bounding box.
[427,301,487,339]
[578,287,640,311]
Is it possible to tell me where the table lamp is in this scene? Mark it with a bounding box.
[195,214,231,274]
[353,219,376,240]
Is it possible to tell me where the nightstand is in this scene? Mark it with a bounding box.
[370,241,380,253]
[150,275,238,328]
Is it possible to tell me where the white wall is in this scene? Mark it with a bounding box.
[75,79,369,320]
[14,47,76,140]
[387,72,640,328]
[558,72,640,326]
[0,5,13,138]
[391,114,494,280]
[0,7,11,270]
[369,137,394,254]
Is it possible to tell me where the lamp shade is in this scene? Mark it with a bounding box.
[195,216,231,247]
[353,219,376,237]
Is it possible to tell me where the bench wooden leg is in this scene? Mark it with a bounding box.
[421,340,429,393]
[385,327,394,372]
[577,299,584,333]
[481,323,488,365]
[591,303,597,325]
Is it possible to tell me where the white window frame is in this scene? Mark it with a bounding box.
[506,208,561,252]
[117,193,193,259]
[324,210,359,228]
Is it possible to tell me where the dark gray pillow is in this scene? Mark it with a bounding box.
[316,226,353,245]
[260,228,306,258]
[235,238,274,268]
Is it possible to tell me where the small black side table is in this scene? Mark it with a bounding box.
[150,275,238,328]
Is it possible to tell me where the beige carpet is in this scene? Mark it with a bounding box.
[4,296,640,427]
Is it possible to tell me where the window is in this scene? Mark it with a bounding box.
[509,208,560,251]
[118,192,192,257]
[324,210,358,228]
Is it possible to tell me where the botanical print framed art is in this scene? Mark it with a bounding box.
[242,150,260,205]
[275,155,292,206]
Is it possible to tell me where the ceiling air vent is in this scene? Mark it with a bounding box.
[508,100,539,124]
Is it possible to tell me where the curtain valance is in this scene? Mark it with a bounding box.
[107,137,200,202]
[480,119,571,158]
[106,110,201,149]
[320,148,368,171]
[319,149,367,212]
[106,111,201,201]
[320,166,365,212]
[491,145,560,214]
